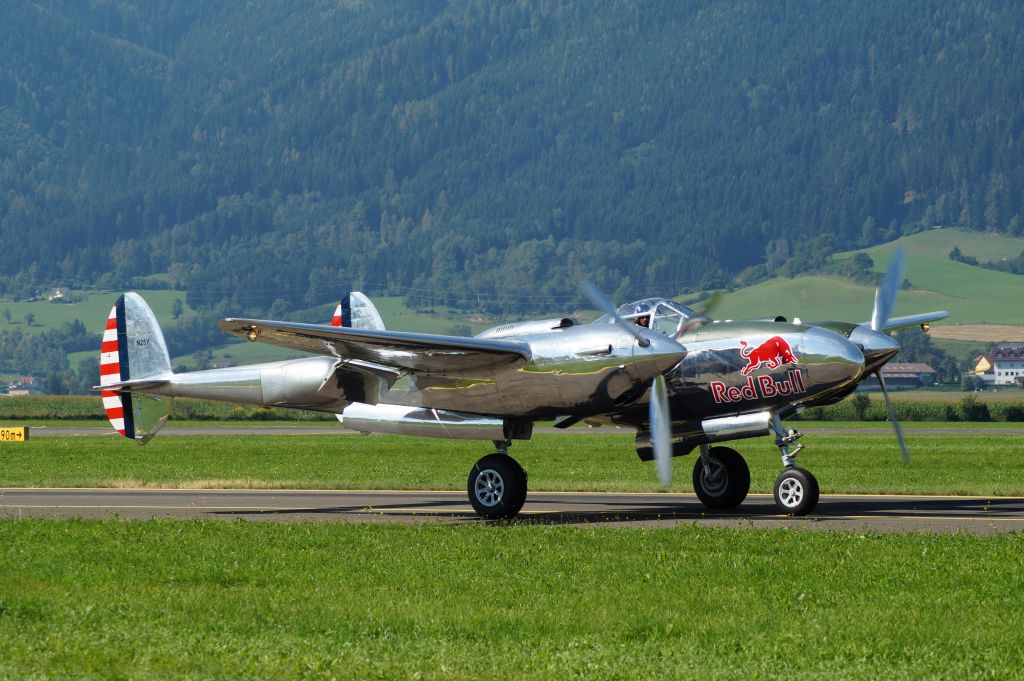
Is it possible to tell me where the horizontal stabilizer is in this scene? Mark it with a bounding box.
[94,378,171,392]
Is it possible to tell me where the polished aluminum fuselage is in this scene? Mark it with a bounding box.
[380,323,684,418]
[142,317,866,436]
[586,319,865,428]
[668,321,864,418]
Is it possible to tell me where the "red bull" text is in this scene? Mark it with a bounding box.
[710,369,806,404]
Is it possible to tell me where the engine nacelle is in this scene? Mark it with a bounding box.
[260,356,344,408]
[158,356,378,413]
[476,317,574,339]
[340,402,531,441]
[636,411,773,460]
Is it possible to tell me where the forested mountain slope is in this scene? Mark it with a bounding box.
[2,0,1022,315]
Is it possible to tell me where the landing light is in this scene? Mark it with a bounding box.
[920,322,930,332]
[246,327,259,342]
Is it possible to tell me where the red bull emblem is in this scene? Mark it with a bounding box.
[739,336,798,375]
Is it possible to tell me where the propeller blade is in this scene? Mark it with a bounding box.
[649,373,672,487]
[871,247,906,332]
[583,281,650,347]
[673,291,721,339]
[877,371,910,464]
[693,291,722,317]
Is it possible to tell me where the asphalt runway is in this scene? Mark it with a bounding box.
[2,488,1022,534]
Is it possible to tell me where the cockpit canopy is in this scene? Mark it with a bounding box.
[592,297,700,336]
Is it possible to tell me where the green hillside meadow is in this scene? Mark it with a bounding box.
[0,290,189,335]
[5,290,493,379]
[711,229,1024,327]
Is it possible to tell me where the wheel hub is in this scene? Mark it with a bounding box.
[474,469,504,507]
[700,460,728,497]
[777,477,804,508]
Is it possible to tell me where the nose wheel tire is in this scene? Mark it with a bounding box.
[692,446,750,509]
[467,453,528,519]
[773,467,819,516]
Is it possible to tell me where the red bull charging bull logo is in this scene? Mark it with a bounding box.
[739,336,798,375]
[708,336,805,405]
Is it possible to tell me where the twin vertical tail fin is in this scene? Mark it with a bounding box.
[99,293,174,444]
[331,292,387,426]
[331,292,386,330]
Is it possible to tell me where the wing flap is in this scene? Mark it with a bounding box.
[218,318,530,375]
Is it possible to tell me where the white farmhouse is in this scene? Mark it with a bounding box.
[973,343,1024,386]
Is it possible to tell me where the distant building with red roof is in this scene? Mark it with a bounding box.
[857,363,936,391]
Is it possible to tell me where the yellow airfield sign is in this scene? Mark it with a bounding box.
[0,427,28,442]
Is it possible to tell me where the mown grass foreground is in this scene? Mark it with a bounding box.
[0,520,1021,679]
[2,431,1023,496]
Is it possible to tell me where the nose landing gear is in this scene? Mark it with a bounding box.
[771,414,819,515]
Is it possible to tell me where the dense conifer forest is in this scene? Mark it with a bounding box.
[1,0,1022,315]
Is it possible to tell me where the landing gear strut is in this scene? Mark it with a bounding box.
[771,414,819,515]
[467,441,527,519]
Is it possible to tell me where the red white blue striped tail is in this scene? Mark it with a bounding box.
[330,292,385,330]
[97,292,174,443]
[99,296,134,438]
[331,299,347,327]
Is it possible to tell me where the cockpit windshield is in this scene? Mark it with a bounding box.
[592,297,697,336]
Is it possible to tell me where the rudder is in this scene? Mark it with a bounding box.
[331,291,386,330]
[99,292,174,443]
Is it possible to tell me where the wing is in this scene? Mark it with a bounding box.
[863,311,949,332]
[218,318,530,375]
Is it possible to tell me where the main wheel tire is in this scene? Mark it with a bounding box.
[467,453,528,519]
[773,467,820,516]
[691,446,750,509]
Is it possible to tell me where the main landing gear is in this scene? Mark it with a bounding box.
[466,441,528,519]
[692,445,750,509]
[689,416,820,516]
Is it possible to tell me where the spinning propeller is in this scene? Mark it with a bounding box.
[584,282,680,486]
[673,291,721,339]
[866,248,911,464]
[583,281,652,348]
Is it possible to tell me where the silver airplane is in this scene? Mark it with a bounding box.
[98,251,946,518]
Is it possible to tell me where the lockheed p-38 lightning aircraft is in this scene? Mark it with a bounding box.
[98,251,946,518]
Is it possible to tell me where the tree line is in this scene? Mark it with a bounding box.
[1,0,1022,318]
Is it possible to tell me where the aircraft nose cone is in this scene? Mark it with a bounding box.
[849,325,900,374]
[798,326,866,390]
[633,333,687,379]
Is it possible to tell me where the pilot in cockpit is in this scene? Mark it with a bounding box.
[634,303,651,328]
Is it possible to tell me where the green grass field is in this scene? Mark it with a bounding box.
[3,426,1022,678]
[1,431,1022,496]
[0,520,1021,679]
